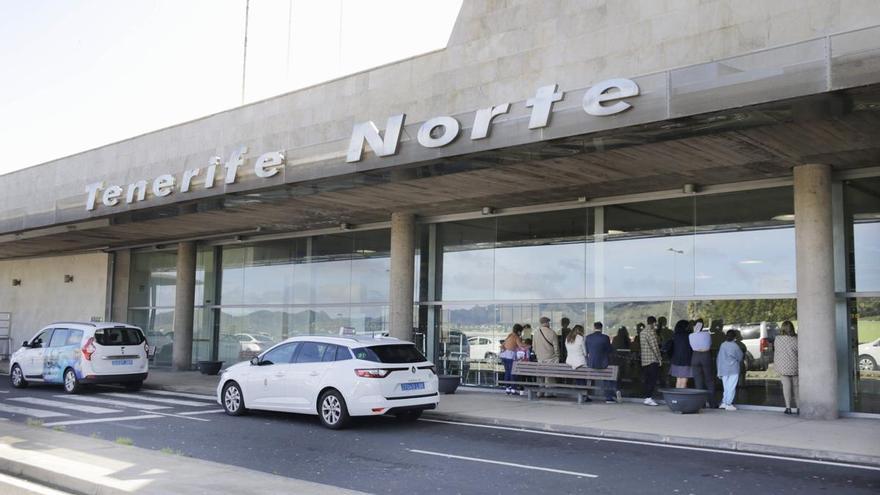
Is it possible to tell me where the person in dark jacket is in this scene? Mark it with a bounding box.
[664,319,694,388]
[585,322,618,403]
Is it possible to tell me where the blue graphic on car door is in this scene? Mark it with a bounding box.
[42,329,84,383]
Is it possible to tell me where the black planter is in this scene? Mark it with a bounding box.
[438,375,461,394]
[659,388,709,414]
[197,360,224,376]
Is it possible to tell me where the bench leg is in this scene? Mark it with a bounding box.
[527,389,536,401]
[577,393,585,405]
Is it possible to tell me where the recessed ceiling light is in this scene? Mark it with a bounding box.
[607,229,626,235]
[739,259,763,265]
[772,214,795,221]
[695,274,712,279]
[622,265,636,270]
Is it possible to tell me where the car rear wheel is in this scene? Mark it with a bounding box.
[124,381,143,392]
[222,382,247,416]
[10,365,27,389]
[63,368,81,394]
[318,390,350,430]
[858,355,878,372]
[394,410,423,422]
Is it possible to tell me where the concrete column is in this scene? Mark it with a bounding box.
[389,213,416,341]
[110,250,131,323]
[794,164,838,420]
[172,242,197,371]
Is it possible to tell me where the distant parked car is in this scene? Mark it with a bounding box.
[724,322,777,371]
[467,336,499,361]
[10,322,148,393]
[858,338,880,371]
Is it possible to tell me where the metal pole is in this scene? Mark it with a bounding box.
[241,0,250,105]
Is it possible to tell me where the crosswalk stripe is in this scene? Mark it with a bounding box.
[140,389,216,401]
[0,402,69,418]
[178,409,225,416]
[53,395,170,410]
[100,392,209,407]
[9,397,121,414]
[42,414,162,427]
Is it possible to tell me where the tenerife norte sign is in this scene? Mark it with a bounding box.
[85,78,638,211]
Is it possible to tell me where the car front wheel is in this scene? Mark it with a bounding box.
[63,368,81,394]
[318,390,351,429]
[858,355,878,372]
[222,382,247,416]
[10,364,27,389]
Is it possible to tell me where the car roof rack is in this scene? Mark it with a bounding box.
[48,321,97,327]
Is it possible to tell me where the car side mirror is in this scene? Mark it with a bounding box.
[250,357,260,366]
[22,340,28,348]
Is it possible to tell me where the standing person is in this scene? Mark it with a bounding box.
[612,326,631,350]
[533,317,559,393]
[565,324,586,369]
[717,330,744,410]
[500,324,526,395]
[665,320,693,388]
[558,317,572,364]
[657,316,673,387]
[586,322,618,403]
[522,323,533,341]
[689,319,717,408]
[640,316,661,406]
[774,321,799,415]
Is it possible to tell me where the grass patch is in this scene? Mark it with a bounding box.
[115,437,134,446]
[25,418,43,427]
[159,447,185,456]
[857,319,880,344]
[52,425,66,432]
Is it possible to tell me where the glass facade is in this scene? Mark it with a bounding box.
[123,176,880,414]
[845,177,880,413]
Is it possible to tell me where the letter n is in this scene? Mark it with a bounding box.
[345,114,405,163]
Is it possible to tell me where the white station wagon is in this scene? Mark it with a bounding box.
[9,322,149,393]
[217,335,439,429]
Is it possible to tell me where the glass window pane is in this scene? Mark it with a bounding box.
[295,342,331,363]
[845,177,880,292]
[49,329,69,348]
[440,219,495,301]
[241,241,297,305]
[218,308,288,365]
[262,343,297,365]
[294,233,353,305]
[851,297,880,413]
[695,188,796,295]
[129,308,173,366]
[65,330,83,346]
[602,198,695,299]
[129,251,177,307]
[494,210,587,300]
[351,230,391,303]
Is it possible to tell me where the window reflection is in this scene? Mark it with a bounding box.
[850,297,880,413]
[845,177,880,292]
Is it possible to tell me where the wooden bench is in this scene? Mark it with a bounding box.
[498,361,619,404]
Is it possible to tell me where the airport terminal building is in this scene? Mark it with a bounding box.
[1,1,879,419]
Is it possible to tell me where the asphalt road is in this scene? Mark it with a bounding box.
[0,379,877,494]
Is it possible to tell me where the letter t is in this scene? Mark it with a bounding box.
[525,84,563,129]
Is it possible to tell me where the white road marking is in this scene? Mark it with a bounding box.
[0,390,9,393]
[140,389,216,401]
[9,397,121,414]
[177,409,225,416]
[0,472,73,495]
[101,392,209,407]
[408,449,598,478]
[420,418,880,472]
[0,402,68,418]
[138,410,211,422]
[54,395,171,410]
[42,414,162,427]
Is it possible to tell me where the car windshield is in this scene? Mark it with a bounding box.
[352,344,426,364]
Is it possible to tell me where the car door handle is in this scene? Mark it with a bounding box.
[274,373,285,378]
[309,371,319,377]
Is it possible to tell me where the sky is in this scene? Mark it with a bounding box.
[0,0,462,175]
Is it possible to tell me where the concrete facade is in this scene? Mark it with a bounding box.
[0,253,108,350]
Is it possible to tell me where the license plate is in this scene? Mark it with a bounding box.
[111,359,133,366]
[401,382,424,391]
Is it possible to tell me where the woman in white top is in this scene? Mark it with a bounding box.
[565,325,586,369]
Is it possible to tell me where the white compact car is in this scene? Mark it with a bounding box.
[217,335,439,429]
[858,338,880,371]
[9,322,149,393]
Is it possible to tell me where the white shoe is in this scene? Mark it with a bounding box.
[726,404,737,411]
[615,391,623,403]
[643,398,658,406]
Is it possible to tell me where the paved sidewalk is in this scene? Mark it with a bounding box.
[0,421,366,495]
[144,369,880,467]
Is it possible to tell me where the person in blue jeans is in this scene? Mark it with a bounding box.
[717,329,744,410]
[585,321,619,404]
[500,324,526,395]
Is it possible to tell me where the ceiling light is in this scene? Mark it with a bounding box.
[772,214,795,221]
[739,260,763,265]
[607,229,625,235]
[622,265,636,270]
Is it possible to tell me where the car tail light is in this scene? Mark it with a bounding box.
[355,368,390,378]
[419,365,436,374]
[82,337,96,361]
[143,341,150,355]
[760,338,770,354]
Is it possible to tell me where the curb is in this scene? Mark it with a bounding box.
[422,410,880,468]
[0,454,120,495]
